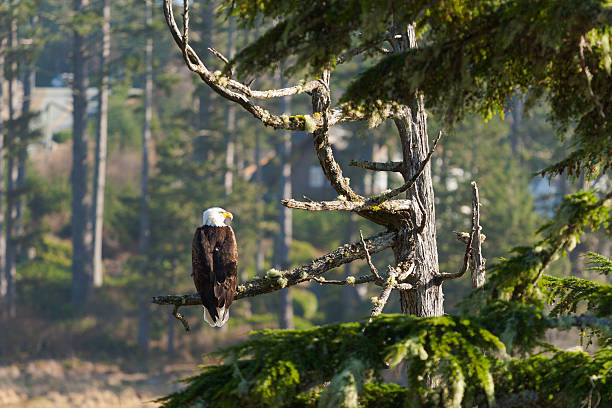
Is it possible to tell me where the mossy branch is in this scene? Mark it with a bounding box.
[163,0,322,131]
[152,231,396,309]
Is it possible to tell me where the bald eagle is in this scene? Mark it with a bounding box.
[192,207,238,327]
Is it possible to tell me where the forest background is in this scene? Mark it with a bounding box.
[0,0,609,406]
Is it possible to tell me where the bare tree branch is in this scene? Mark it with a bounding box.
[153,231,396,307]
[360,230,382,281]
[172,305,190,332]
[311,71,362,201]
[370,265,413,319]
[469,181,486,288]
[349,160,403,172]
[163,0,322,132]
[310,274,378,286]
[436,233,473,282]
[436,183,483,283]
[207,47,232,75]
[282,198,414,213]
[361,131,442,209]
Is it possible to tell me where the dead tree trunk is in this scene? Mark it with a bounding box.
[393,25,443,317]
[91,0,110,288]
[394,104,443,317]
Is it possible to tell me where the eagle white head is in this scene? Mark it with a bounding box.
[203,207,233,227]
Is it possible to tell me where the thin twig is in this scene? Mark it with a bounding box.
[360,230,382,280]
[172,305,191,332]
[207,47,233,76]
[310,275,377,286]
[436,183,481,282]
[370,268,399,319]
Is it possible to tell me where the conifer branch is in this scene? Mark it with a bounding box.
[152,231,396,308]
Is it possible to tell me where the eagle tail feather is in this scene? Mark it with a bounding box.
[203,306,217,327]
[202,305,230,328]
[217,307,230,327]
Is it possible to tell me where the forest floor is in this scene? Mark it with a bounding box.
[0,358,194,407]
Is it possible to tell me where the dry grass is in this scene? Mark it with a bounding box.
[0,358,193,408]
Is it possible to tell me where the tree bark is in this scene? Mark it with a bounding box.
[395,26,443,317]
[275,74,293,329]
[137,0,153,351]
[91,0,110,288]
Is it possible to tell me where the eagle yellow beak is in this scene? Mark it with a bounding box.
[224,212,233,220]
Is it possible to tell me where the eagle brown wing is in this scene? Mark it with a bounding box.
[192,225,238,324]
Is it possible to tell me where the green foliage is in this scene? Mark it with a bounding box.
[158,315,504,407]
[471,301,552,355]
[17,236,73,318]
[158,311,610,407]
[543,274,612,318]
[484,190,610,303]
[221,0,612,177]
[494,347,612,407]
[586,251,612,276]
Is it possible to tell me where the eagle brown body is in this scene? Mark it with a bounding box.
[192,225,238,327]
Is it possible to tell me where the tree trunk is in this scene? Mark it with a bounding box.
[91,0,110,288]
[0,36,6,300]
[71,0,93,305]
[275,75,293,329]
[137,0,153,351]
[195,1,213,162]
[224,18,235,196]
[395,26,443,318]
[4,12,19,317]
